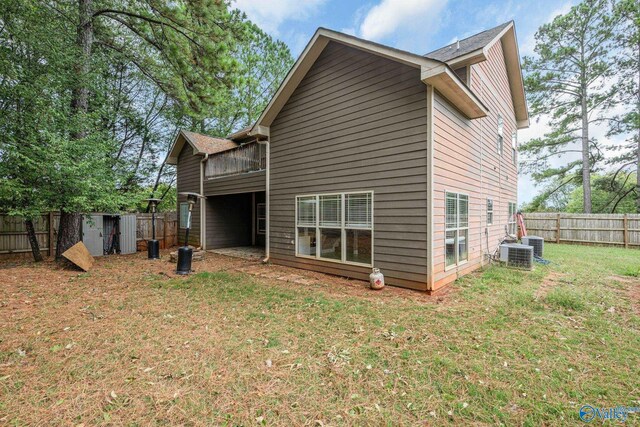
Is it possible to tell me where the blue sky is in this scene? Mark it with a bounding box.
[233,0,580,204]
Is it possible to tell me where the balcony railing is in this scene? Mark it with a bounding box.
[205,141,266,179]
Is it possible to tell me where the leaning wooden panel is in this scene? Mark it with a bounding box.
[62,241,94,272]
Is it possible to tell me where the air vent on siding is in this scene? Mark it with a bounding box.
[521,236,544,258]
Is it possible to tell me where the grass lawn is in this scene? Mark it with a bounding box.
[1,244,640,425]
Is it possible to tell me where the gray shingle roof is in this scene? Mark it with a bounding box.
[425,21,512,62]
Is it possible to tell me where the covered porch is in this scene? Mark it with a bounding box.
[205,190,265,251]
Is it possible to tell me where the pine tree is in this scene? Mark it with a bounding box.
[521,0,618,213]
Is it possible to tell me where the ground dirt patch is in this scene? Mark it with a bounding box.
[533,271,567,300]
[607,275,640,315]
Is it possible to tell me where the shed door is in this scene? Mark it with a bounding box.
[82,214,104,257]
[119,215,137,254]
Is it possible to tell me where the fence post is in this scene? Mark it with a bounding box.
[623,214,628,249]
[48,211,54,256]
[163,212,168,248]
[555,213,561,243]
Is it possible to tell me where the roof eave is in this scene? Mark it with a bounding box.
[499,26,529,128]
[445,49,486,68]
[421,65,489,119]
[438,22,529,127]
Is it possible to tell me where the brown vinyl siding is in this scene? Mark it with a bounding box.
[203,170,265,197]
[269,42,429,290]
[176,145,201,246]
[431,40,518,290]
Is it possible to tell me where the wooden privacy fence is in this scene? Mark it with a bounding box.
[0,212,178,256]
[523,213,640,249]
[136,212,178,250]
[0,212,60,256]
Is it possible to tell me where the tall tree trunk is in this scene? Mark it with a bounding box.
[56,210,83,260]
[25,219,43,262]
[637,40,640,213]
[72,0,92,127]
[57,0,93,258]
[580,84,592,213]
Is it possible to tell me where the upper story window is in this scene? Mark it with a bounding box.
[497,115,504,155]
[205,141,266,179]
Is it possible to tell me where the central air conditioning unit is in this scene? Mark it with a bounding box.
[499,243,534,270]
[521,236,544,257]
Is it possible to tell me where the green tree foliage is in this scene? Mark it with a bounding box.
[205,22,294,136]
[0,0,293,261]
[566,173,638,213]
[607,0,639,212]
[521,0,619,213]
[520,178,577,212]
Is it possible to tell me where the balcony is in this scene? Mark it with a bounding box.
[205,141,266,179]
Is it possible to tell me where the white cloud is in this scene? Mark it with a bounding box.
[232,0,326,35]
[358,0,448,44]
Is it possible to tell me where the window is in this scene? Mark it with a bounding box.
[257,203,266,234]
[511,132,517,165]
[487,198,494,225]
[445,192,469,268]
[497,115,504,154]
[296,192,373,266]
[508,202,517,235]
[179,202,190,229]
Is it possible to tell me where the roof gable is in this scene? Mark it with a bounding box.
[252,28,488,135]
[166,130,238,165]
[426,21,528,128]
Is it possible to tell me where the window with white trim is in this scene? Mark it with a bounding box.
[497,115,504,155]
[179,202,189,229]
[257,203,266,234]
[511,131,517,165]
[445,192,469,268]
[508,202,517,235]
[296,192,373,266]
[487,198,494,225]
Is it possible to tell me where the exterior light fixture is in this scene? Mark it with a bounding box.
[176,192,204,275]
[145,197,162,259]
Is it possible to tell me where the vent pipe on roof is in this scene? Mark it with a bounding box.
[456,40,460,50]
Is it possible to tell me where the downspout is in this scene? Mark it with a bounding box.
[479,72,486,264]
[426,85,434,291]
[262,139,270,263]
[200,154,208,250]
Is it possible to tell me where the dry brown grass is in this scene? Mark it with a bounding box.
[1,244,639,425]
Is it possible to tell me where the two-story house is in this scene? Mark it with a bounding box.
[166,21,528,292]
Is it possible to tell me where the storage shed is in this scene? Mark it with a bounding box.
[81,213,136,257]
